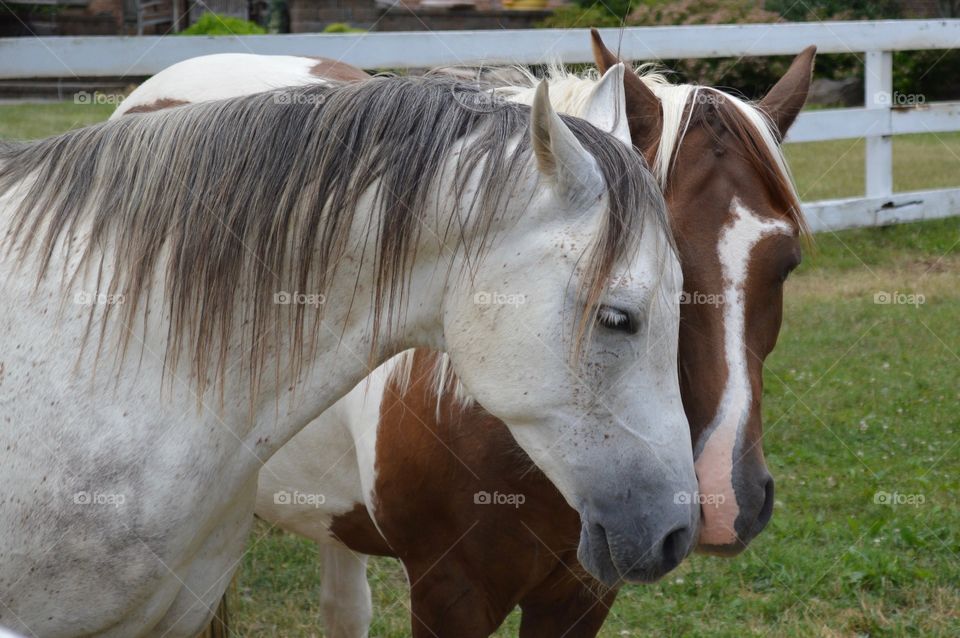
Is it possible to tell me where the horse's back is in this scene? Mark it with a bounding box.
[111,53,325,119]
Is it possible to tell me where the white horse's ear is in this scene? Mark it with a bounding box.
[582,63,631,146]
[530,80,603,201]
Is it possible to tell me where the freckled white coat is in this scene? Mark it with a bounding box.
[0,72,694,636]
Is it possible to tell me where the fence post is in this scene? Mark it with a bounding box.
[864,50,893,198]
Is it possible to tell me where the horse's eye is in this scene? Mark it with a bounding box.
[597,305,636,334]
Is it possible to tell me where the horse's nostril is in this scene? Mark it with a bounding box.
[755,476,775,532]
[661,525,689,571]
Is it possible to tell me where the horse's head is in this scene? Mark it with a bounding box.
[441,77,698,586]
[592,31,814,554]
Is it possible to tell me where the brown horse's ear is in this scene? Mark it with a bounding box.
[590,27,621,72]
[760,45,816,141]
[590,28,662,157]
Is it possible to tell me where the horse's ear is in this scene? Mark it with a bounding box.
[760,45,816,140]
[590,27,620,72]
[590,28,662,155]
[531,80,603,202]
[582,63,631,145]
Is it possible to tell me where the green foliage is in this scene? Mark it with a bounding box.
[628,0,787,99]
[765,0,901,21]
[543,0,791,98]
[323,22,364,33]
[765,0,901,95]
[630,0,779,25]
[894,49,960,102]
[538,0,960,101]
[179,13,266,36]
[537,4,623,28]
[266,0,289,33]
[572,0,637,20]
[0,3,61,17]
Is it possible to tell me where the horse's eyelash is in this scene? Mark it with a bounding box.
[598,306,629,326]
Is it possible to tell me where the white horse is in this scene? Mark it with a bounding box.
[0,71,695,636]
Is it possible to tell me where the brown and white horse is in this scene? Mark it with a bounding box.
[109,53,368,118]
[585,34,815,551]
[119,36,813,636]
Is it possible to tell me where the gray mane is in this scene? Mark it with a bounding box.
[0,75,666,400]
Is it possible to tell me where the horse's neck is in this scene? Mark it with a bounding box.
[244,215,449,456]
[262,136,537,447]
[0,129,528,465]
[0,179,446,463]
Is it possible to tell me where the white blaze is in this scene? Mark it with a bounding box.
[696,199,790,546]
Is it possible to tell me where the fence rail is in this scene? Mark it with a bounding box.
[2,20,960,232]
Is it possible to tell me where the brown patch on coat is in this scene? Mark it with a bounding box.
[369,350,613,637]
[307,57,369,82]
[328,503,393,557]
[123,97,190,115]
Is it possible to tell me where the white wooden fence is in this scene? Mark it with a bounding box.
[2,20,960,232]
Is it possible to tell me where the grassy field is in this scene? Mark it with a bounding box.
[2,104,958,637]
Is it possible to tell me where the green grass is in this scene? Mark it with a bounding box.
[2,103,958,637]
[783,132,960,201]
[0,102,115,140]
